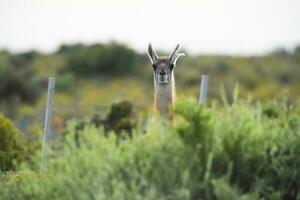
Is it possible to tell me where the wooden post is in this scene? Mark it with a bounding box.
[40,77,55,174]
[199,75,209,105]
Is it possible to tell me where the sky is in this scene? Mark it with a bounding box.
[0,0,300,55]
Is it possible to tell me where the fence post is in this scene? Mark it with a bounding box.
[199,75,209,105]
[40,77,55,174]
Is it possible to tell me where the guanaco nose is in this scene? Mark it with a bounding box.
[159,71,166,76]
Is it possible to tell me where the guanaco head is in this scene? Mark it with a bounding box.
[147,43,185,84]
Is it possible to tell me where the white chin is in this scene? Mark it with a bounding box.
[158,80,169,84]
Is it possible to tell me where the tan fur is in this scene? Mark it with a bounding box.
[154,71,175,120]
[148,43,183,121]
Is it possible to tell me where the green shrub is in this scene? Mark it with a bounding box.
[0,114,41,172]
[105,100,136,134]
[0,99,300,199]
[0,113,26,171]
[0,52,40,105]
[63,101,137,147]
[62,42,138,76]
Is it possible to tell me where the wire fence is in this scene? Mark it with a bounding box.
[0,75,209,173]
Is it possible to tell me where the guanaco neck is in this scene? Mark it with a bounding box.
[154,72,176,120]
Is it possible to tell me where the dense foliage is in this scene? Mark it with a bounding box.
[0,98,299,200]
[60,42,138,76]
[1,41,299,199]
[0,114,39,171]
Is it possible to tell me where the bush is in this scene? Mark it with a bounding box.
[63,101,137,147]
[0,99,299,199]
[0,52,40,104]
[0,113,27,171]
[105,100,136,134]
[62,42,138,76]
[0,114,41,172]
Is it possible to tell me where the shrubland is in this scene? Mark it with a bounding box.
[0,98,299,200]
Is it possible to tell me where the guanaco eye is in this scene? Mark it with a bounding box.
[170,64,174,70]
[152,64,157,71]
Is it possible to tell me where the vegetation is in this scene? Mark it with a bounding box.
[0,114,41,171]
[0,98,299,199]
[60,42,138,76]
[0,113,26,171]
[0,41,300,199]
[0,42,300,120]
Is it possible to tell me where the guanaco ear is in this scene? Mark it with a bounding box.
[147,43,158,64]
[169,44,185,65]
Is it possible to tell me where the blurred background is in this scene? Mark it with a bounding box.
[0,0,300,132]
[2,2,300,198]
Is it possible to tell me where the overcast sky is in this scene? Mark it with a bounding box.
[0,0,300,55]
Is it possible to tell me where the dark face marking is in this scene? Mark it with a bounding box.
[152,58,175,84]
